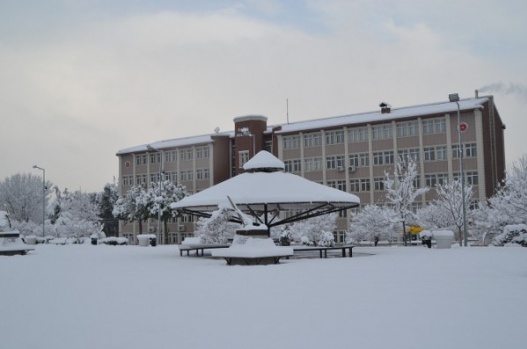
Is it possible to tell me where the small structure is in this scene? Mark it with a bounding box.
[433,230,454,249]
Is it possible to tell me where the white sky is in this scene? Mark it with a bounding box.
[1,0,526,192]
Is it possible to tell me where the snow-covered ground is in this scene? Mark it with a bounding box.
[1,244,526,349]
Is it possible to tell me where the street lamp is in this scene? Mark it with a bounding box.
[449,93,468,247]
[32,165,46,237]
[146,145,162,243]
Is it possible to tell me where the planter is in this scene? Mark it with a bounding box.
[24,235,37,245]
[137,234,155,247]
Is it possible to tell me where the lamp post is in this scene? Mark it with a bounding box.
[448,93,468,247]
[146,145,162,244]
[32,165,45,237]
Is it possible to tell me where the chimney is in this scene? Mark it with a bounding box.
[379,102,391,114]
[475,89,479,98]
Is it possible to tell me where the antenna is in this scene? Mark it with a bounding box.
[286,98,289,124]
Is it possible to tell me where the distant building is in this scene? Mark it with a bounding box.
[116,94,505,244]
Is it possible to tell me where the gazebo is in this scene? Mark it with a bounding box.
[170,151,360,234]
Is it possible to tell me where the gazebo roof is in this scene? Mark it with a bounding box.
[170,151,360,227]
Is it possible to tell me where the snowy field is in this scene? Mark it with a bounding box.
[1,244,526,349]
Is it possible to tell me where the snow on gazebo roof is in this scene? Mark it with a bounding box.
[243,151,285,172]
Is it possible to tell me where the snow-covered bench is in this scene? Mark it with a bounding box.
[211,237,293,265]
[178,243,231,257]
[291,244,355,258]
[0,231,34,256]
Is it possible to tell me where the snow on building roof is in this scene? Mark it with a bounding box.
[116,131,233,155]
[275,97,490,134]
[117,97,490,155]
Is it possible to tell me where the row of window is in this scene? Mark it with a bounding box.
[325,171,478,193]
[283,118,450,149]
[122,169,211,186]
[284,143,476,172]
[135,146,210,166]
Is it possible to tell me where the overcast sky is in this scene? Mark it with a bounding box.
[1,0,526,193]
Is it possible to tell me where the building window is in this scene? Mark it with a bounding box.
[283,135,300,149]
[397,121,418,137]
[348,127,368,142]
[165,151,177,163]
[350,179,360,192]
[437,173,448,186]
[452,144,461,159]
[196,169,210,180]
[424,147,435,161]
[425,174,437,187]
[326,130,345,145]
[372,124,392,140]
[373,152,384,166]
[466,171,479,185]
[360,153,370,167]
[465,143,477,157]
[196,146,210,159]
[436,146,447,160]
[149,153,161,164]
[136,154,147,166]
[374,177,384,191]
[326,155,345,169]
[349,154,359,167]
[360,178,370,192]
[304,132,322,147]
[284,160,292,172]
[292,159,302,172]
[239,151,249,168]
[181,148,193,161]
[423,118,446,134]
[305,157,322,172]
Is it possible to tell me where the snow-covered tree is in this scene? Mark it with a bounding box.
[348,205,399,244]
[95,181,119,235]
[470,155,527,243]
[423,179,474,245]
[0,173,52,223]
[384,157,429,245]
[195,205,240,244]
[113,185,150,235]
[287,213,337,246]
[145,180,188,243]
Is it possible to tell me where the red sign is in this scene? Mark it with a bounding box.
[459,122,468,133]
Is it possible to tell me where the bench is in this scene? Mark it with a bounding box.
[0,231,34,256]
[177,244,230,257]
[291,245,354,258]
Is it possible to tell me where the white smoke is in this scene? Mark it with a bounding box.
[479,82,527,102]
